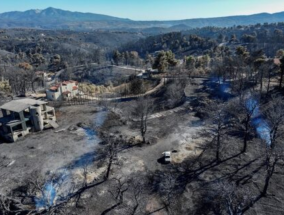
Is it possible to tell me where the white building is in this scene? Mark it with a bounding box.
[46,80,79,101]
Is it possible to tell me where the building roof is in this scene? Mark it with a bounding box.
[163,151,171,156]
[48,80,78,91]
[0,99,47,112]
[274,58,281,66]
[49,86,60,91]
[31,93,47,99]
[62,80,77,85]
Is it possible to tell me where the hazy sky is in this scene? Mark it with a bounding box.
[1,0,284,20]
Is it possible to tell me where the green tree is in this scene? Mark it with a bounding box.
[145,54,154,68]
[230,34,238,43]
[185,55,196,70]
[241,34,257,43]
[113,50,121,65]
[276,49,284,58]
[236,46,250,59]
[152,51,177,72]
[129,78,143,95]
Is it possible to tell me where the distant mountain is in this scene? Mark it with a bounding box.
[0,7,130,22]
[1,8,284,31]
[167,12,284,28]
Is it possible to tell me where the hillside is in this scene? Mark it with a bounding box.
[2,7,284,214]
[0,29,145,70]
[1,8,284,31]
[0,7,128,21]
[120,22,284,59]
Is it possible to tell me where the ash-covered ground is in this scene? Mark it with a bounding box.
[0,79,207,213]
[0,105,107,194]
[2,78,283,215]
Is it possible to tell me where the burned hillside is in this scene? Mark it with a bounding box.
[2,11,284,215]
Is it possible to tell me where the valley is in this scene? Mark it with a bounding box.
[1,3,284,215]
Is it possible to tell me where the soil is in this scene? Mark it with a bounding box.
[2,77,282,214]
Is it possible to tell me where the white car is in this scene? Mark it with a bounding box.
[162,151,172,163]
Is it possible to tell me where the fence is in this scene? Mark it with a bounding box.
[48,92,147,107]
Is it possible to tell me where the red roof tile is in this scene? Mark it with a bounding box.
[50,86,59,91]
[62,80,77,85]
[274,58,281,66]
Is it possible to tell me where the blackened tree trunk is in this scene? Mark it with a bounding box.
[104,137,120,180]
[141,113,147,143]
[262,156,278,197]
[133,98,153,144]
[101,188,127,215]
[209,105,229,163]
[130,204,139,215]
[216,127,221,162]
[101,178,128,215]
[105,155,114,180]
[243,115,250,153]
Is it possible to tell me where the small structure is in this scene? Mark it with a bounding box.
[137,69,159,79]
[137,71,150,79]
[162,151,172,163]
[35,71,48,80]
[31,93,47,100]
[0,99,57,142]
[46,80,79,101]
[146,68,159,74]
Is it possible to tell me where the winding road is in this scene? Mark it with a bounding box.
[47,64,145,86]
[47,63,207,104]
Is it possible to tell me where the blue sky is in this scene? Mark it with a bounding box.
[1,0,284,20]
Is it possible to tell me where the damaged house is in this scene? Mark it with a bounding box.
[46,80,79,101]
[0,99,58,142]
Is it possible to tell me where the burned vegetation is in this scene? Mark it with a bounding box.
[1,21,284,215]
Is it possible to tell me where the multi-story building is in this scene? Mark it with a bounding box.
[46,80,79,101]
[0,99,57,142]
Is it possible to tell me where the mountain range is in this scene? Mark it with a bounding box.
[1,7,284,31]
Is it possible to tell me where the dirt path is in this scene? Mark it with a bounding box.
[114,79,208,175]
[83,78,165,102]
[115,112,206,176]
[132,102,190,122]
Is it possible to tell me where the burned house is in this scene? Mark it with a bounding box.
[0,99,58,142]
